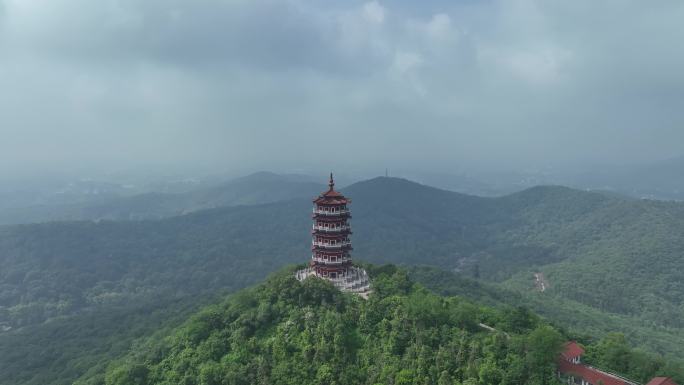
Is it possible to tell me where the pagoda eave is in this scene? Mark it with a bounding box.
[312,214,351,218]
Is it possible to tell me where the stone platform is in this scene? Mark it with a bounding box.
[295,266,371,297]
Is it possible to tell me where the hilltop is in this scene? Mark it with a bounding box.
[96,267,684,385]
[98,267,566,385]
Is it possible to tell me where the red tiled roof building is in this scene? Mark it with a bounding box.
[558,341,679,385]
[558,360,639,385]
[562,341,585,364]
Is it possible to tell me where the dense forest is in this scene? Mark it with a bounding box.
[96,267,567,385]
[94,267,684,385]
[408,266,684,384]
[408,266,684,358]
[3,177,684,383]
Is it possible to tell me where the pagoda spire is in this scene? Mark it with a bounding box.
[328,172,335,191]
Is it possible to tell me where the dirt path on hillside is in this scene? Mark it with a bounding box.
[534,272,550,292]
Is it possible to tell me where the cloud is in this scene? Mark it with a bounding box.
[0,0,683,177]
[425,13,451,40]
[362,1,385,24]
[487,46,574,85]
[391,51,423,74]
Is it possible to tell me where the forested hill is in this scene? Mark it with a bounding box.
[101,267,568,385]
[99,267,684,385]
[3,177,684,383]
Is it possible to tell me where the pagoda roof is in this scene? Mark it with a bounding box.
[314,173,349,204]
[314,216,348,221]
[322,189,344,198]
[313,232,350,238]
[314,197,349,205]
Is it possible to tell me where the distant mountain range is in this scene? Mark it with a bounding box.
[565,156,684,200]
[408,156,684,201]
[2,176,684,384]
[0,172,324,225]
[3,155,684,226]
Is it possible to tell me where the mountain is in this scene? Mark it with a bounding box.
[389,171,506,197]
[422,156,684,201]
[3,176,684,383]
[95,267,684,385]
[98,267,567,385]
[0,172,324,224]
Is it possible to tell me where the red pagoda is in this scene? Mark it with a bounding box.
[295,173,370,295]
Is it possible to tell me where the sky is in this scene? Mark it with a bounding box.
[1,0,683,179]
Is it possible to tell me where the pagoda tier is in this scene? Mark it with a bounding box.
[296,173,371,296]
[312,220,352,234]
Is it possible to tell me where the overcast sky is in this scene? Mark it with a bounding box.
[1,0,683,179]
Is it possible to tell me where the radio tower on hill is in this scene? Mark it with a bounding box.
[295,173,371,296]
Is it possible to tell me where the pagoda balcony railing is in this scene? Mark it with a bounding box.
[326,270,371,292]
[311,257,351,265]
[312,208,350,216]
[295,267,371,294]
[312,225,351,232]
[312,241,352,249]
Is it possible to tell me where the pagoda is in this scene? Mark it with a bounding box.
[295,173,371,295]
